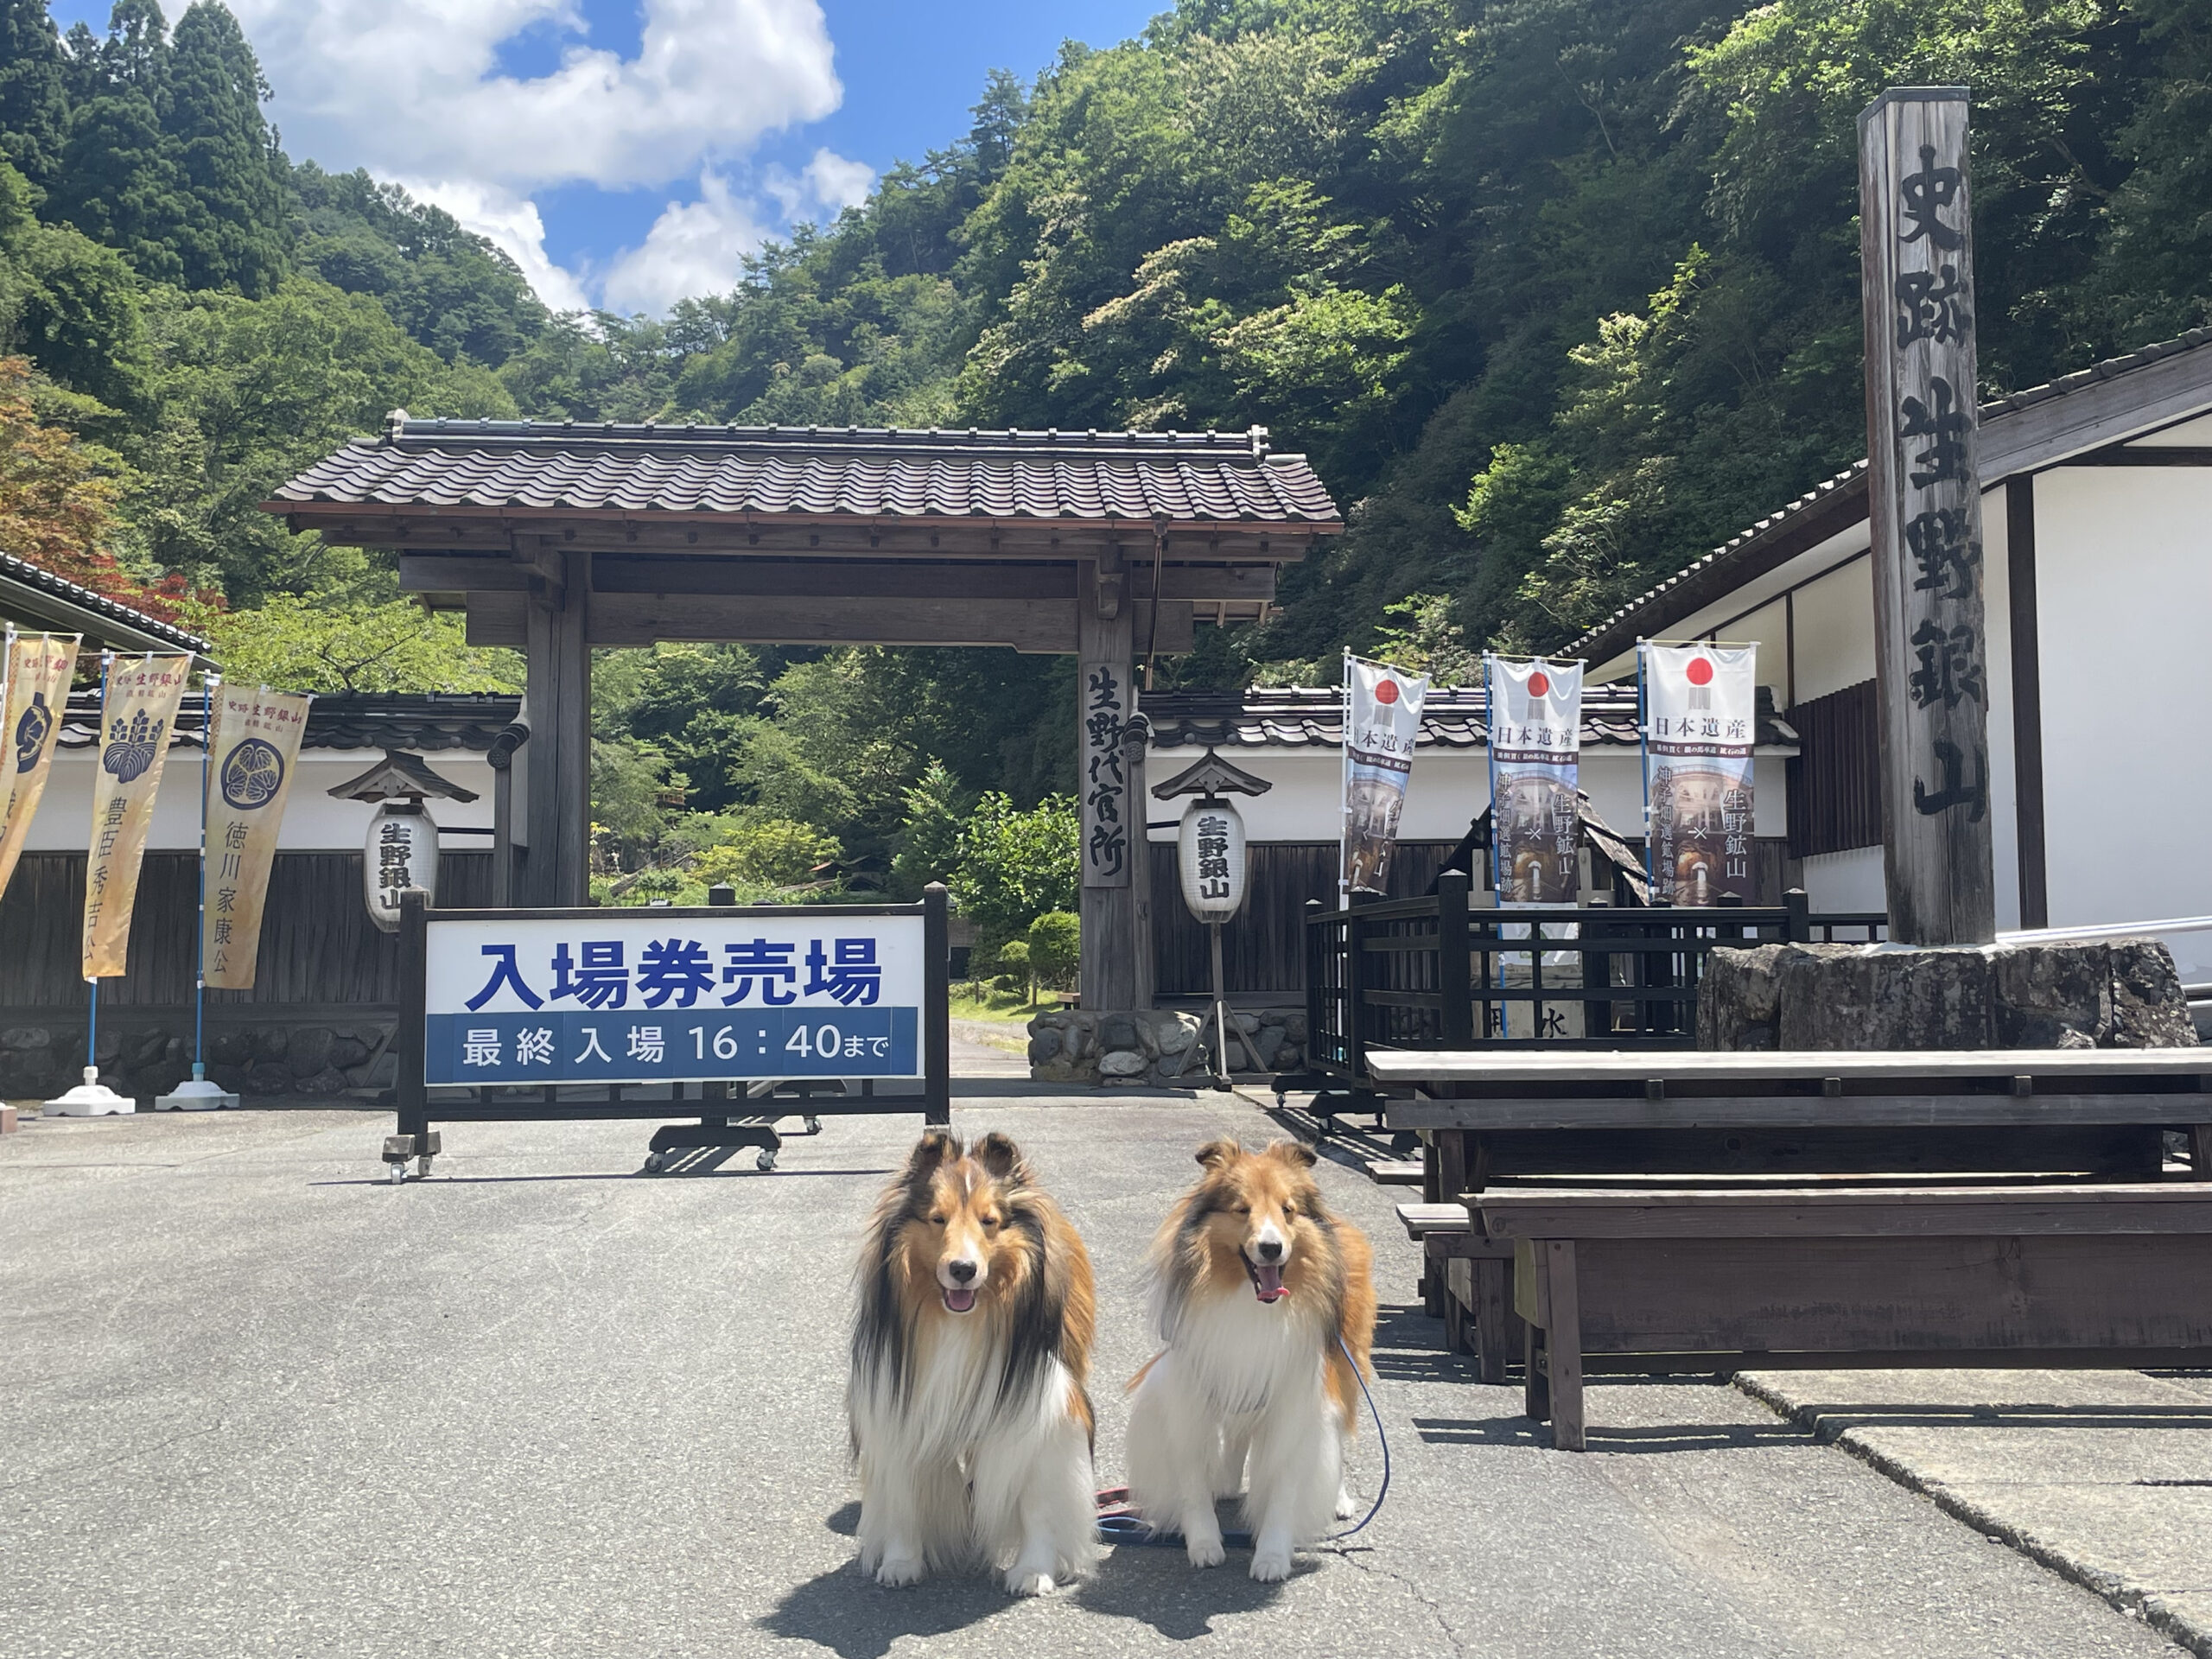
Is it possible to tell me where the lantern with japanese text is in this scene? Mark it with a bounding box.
[327,749,480,933]
[364,802,437,932]
[1177,797,1248,924]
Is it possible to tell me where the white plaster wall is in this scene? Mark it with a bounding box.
[22,747,498,852]
[1802,848,1886,913]
[1706,596,1790,704]
[2034,467,2212,979]
[1786,552,1876,702]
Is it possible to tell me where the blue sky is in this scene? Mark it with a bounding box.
[53,1,1166,314]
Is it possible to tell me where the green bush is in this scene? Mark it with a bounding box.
[1026,912,1079,991]
[691,818,842,888]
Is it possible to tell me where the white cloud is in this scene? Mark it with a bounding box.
[397,178,594,314]
[232,1,841,192]
[600,171,772,315]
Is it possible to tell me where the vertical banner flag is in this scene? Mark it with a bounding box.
[1487,656,1584,904]
[204,687,312,988]
[0,631,79,900]
[1641,643,1757,906]
[83,655,191,977]
[1341,654,1428,896]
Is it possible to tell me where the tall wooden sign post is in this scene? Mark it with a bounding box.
[1859,87,1996,946]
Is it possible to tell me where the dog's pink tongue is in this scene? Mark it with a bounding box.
[1254,1263,1286,1302]
[944,1287,976,1313]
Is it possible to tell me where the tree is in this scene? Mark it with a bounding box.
[0,353,207,620]
[950,791,1078,949]
[888,760,969,899]
[0,0,69,188]
[1026,911,1079,995]
[194,592,519,691]
[162,3,288,296]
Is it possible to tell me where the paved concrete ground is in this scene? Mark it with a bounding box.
[1741,1368,2212,1656]
[1,1077,2189,1657]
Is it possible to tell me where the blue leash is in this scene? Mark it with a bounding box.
[1096,1334,1391,1548]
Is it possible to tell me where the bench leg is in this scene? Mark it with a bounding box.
[1522,1322,1550,1422]
[1443,1268,1470,1355]
[1474,1255,1510,1385]
[2193,1124,2212,1176]
[1545,1240,1586,1452]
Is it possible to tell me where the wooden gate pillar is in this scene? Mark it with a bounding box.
[1077,556,1141,1009]
[520,550,592,907]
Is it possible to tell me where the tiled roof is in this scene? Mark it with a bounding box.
[0,549,208,654]
[1563,325,2212,661]
[56,690,521,752]
[1142,686,1796,751]
[269,415,1343,527]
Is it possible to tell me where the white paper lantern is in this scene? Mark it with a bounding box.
[1178,797,1249,923]
[365,801,438,932]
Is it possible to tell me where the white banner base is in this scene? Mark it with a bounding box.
[47,1067,135,1116]
[155,1074,239,1111]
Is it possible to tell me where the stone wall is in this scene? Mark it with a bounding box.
[1,1019,400,1105]
[1027,1007,1307,1085]
[1698,938,2196,1051]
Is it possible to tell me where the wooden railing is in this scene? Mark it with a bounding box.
[1302,872,1885,1078]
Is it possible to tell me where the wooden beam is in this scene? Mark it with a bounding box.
[400,554,529,591]
[585,593,1078,651]
[2064,445,2212,467]
[465,591,526,647]
[590,557,1077,601]
[2006,474,2048,929]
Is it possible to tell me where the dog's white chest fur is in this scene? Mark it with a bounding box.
[1169,1289,1329,1417]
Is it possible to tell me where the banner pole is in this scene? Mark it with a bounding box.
[1636,641,1654,900]
[1338,650,1351,900]
[92,645,111,1080]
[194,676,215,1077]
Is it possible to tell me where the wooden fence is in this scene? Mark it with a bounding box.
[0,852,493,1018]
[1306,874,1886,1076]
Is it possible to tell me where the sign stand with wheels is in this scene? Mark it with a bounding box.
[385,883,952,1182]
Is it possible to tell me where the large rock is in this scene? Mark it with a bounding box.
[1707,938,2196,1052]
[286,1026,335,1077]
[1098,1049,1149,1077]
[1027,1026,1063,1064]
[2110,939,2197,1047]
[1993,943,2109,1047]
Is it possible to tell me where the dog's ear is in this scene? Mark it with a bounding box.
[973,1131,1030,1183]
[1265,1139,1319,1170]
[904,1129,959,1180]
[1195,1139,1240,1171]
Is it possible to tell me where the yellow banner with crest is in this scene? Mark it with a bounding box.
[83,655,192,979]
[0,631,79,901]
[203,685,312,988]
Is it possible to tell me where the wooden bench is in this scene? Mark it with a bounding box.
[1397,1202,1522,1382]
[1473,1183,2212,1450]
[1369,1048,2212,1382]
[1366,1158,1424,1185]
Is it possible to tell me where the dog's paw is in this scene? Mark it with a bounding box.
[1334,1485,1357,1521]
[1249,1545,1294,1583]
[1004,1568,1056,1597]
[1185,1533,1227,1569]
[874,1554,926,1588]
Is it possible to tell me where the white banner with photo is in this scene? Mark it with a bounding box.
[1640,643,1757,906]
[1341,653,1428,896]
[1487,654,1583,904]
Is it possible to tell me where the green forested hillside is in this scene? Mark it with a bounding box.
[0,0,2207,907]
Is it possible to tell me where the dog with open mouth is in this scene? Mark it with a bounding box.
[1125,1138,1377,1581]
[848,1129,1099,1596]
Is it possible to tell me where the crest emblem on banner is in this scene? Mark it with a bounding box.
[221,737,286,810]
[102,708,165,783]
[14,692,49,771]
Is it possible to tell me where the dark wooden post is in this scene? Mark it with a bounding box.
[1303,897,1325,1067]
[521,549,591,906]
[924,883,950,1126]
[1344,889,1370,1079]
[1784,887,1811,944]
[1437,868,1473,1047]
[1859,87,1996,944]
[1077,555,1138,1009]
[395,887,429,1141]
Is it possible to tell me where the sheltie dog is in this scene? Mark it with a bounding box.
[848,1129,1100,1596]
[1126,1138,1376,1582]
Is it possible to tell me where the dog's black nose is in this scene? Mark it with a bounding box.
[1255,1238,1283,1262]
[946,1259,978,1284]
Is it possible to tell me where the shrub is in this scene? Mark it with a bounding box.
[691,817,842,888]
[1026,912,1079,990]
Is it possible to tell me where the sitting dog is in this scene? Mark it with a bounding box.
[1126,1138,1376,1581]
[848,1129,1099,1595]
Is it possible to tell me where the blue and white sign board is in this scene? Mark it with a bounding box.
[423,914,926,1086]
